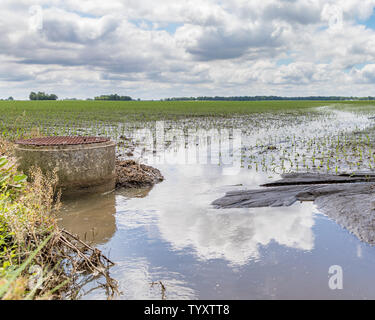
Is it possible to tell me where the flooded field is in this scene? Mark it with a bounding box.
[54,103,375,299]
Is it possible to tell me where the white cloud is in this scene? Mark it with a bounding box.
[1,0,375,99]
[116,163,316,266]
[350,64,375,83]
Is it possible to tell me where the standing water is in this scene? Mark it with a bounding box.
[58,107,375,299]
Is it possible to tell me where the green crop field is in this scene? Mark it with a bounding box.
[0,100,331,122]
[0,99,374,140]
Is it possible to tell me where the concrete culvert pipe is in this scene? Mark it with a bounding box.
[15,136,116,197]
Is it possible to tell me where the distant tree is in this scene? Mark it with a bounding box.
[164,96,375,101]
[94,94,132,101]
[29,92,37,100]
[29,91,58,100]
[7,96,14,101]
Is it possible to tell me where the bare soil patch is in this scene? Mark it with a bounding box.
[115,160,164,189]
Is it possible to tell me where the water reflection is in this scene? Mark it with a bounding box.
[157,205,315,266]
[59,187,154,244]
[111,258,196,300]
[58,192,117,245]
[116,187,153,199]
[58,108,375,299]
[115,165,315,266]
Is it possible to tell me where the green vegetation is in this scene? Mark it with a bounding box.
[0,139,117,300]
[0,99,374,139]
[29,92,58,101]
[0,153,59,299]
[0,99,333,140]
[163,96,375,101]
[0,99,375,175]
[0,99,339,126]
[94,94,132,101]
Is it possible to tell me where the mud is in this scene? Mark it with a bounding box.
[212,172,375,245]
[115,160,164,188]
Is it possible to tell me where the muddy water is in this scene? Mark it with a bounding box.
[58,107,375,299]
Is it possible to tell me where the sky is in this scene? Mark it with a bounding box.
[1,0,375,100]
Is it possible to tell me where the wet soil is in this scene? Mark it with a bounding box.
[213,172,375,245]
[115,160,164,188]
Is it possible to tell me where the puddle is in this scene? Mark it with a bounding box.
[57,106,375,299]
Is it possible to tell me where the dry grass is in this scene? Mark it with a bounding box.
[0,138,14,157]
[0,137,118,300]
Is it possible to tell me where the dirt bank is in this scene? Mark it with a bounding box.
[212,172,375,245]
[115,160,164,188]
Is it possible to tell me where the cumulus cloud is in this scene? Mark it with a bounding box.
[116,160,316,266]
[350,64,375,83]
[1,0,375,99]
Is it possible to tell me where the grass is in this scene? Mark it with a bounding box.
[0,152,58,299]
[0,139,118,300]
[0,100,332,120]
[0,99,372,142]
[0,100,347,137]
[1,99,374,173]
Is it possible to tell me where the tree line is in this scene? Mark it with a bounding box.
[13,93,375,102]
[162,96,375,101]
[27,92,134,101]
[29,92,58,100]
[94,94,132,101]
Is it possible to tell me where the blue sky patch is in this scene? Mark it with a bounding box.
[344,63,368,73]
[358,9,375,30]
[74,11,99,19]
[162,22,184,34]
[277,58,294,66]
[130,19,183,34]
